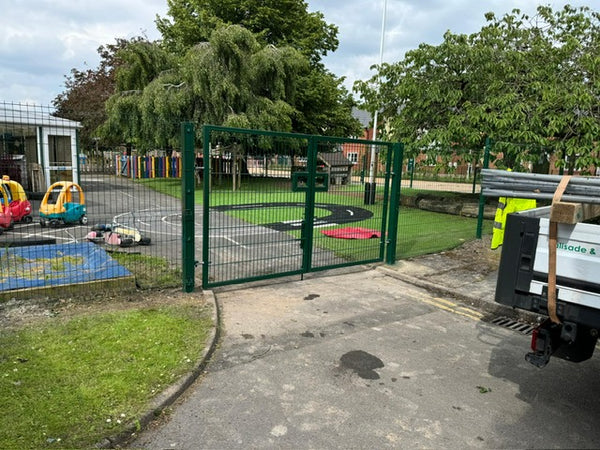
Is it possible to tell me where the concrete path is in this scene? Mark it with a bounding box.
[131,265,600,449]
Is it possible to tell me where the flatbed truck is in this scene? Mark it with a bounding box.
[496,206,600,367]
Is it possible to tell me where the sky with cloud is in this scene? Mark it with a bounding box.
[0,0,593,106]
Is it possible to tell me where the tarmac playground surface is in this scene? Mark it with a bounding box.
[0,175,384,291]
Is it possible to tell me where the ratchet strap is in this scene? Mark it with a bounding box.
[548,175,572,324]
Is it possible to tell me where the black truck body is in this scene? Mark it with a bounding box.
[496,206,600,367]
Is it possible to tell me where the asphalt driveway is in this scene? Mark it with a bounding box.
[131,267,600,449]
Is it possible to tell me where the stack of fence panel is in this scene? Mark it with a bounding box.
[481,169,600,204]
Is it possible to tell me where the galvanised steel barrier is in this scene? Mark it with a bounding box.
[197,125,403,288]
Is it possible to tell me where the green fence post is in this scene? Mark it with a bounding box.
[301,136,318,272]
[476,137,491,239]
[386,142,404,264]
[202,126,211,288]
[181,121,196,292]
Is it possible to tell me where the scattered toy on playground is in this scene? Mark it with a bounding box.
[86,222,151,247]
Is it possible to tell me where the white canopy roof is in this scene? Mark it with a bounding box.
[0,103,81,129]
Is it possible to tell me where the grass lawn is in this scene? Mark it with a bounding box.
[397,208,493,259]
[111,252,182,289]
[0,295,212,448]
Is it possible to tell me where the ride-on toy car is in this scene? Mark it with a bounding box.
[0,183,13,233]
[1,176,32,223]
[39,181,88,228]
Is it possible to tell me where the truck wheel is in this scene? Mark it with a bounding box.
[40,219,46,228]
[139,237,151,246]
[23,215,33,224]
[49,219,59,228]
[80,215,88,225]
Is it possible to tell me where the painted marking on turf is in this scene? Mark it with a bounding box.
[314,223,335,229]
[282,220,303,226]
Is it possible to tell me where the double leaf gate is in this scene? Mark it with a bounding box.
[183,124,403,289]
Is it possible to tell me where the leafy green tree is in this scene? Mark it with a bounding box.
[156,0,360,137]
[53,38,147,151]
[294,70,360,136]
[99,40,178,152]
[100,25,309,151]
[60,0,360,153]
[114,41,175,93]
[53,65,112,152]
[356,5,600,173]
[533,5,600,173]
[156,0,338,65]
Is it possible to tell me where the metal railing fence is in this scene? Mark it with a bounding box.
[197,124,402,288]
[0,102,183,299]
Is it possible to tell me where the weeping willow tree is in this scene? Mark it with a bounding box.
[99,25,308,152]
[58,0,360,155]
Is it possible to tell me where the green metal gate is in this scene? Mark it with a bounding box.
[200,125,402,288]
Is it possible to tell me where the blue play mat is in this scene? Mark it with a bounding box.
[0,242,131,291]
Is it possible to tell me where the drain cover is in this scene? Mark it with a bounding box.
[491,317,534,335]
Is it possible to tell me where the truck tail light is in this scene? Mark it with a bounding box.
[531,328,540,351]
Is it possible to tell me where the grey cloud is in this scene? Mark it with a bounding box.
[1,0,166,103]
[1,0,594,105]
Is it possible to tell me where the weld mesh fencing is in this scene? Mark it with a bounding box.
[396,146,494,259]
[0,102,182,298]
[201,126,395,288]
[0,100,496,297]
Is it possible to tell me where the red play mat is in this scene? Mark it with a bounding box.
[321,227,381,239]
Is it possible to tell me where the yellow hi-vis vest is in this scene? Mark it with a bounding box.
[491,197,537,249]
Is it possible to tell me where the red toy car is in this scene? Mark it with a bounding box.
[0,183,13,232]
[1,176,32,223]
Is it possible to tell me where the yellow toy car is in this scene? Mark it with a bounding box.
[39,181,87,228]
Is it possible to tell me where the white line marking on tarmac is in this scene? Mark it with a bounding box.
[217,235,248,249]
